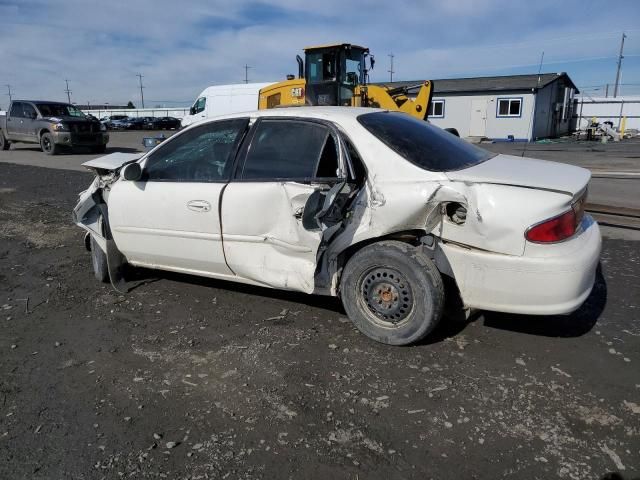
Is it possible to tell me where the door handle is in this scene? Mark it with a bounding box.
[187,200,211,212]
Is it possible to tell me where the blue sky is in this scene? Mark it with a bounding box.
[1,0,639,109]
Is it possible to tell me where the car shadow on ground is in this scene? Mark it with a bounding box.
[125,267,346,314]
[481,263,607,338]
[122,263,606,343]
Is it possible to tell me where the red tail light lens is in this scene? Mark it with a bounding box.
[526,209,577,243]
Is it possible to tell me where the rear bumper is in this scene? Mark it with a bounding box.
[441,216,601,315]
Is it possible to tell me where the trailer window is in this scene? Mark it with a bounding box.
[497,98,522,117]
[358,111,494,172]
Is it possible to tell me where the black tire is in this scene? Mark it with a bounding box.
[40,132,59,155]
[92,145,107,154]
[444,127,460,137]
[340,241,444,345]
[0,131,9,150]
[90,235,110,283]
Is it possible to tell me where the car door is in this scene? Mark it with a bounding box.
[107,118,249,276]
[221,117,351,293]
[6,102,27,141]
[20,103,39,143]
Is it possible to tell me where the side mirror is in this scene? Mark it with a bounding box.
[121,162,142,181]
[189,106,196,115]
[29,112,37,119]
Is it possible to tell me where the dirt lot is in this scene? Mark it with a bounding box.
[0,160,639,479]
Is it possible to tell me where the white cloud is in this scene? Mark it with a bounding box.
[0,0,638,109]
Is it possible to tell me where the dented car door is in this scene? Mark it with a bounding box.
[221,118,348,293]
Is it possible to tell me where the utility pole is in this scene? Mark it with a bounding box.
[244,64,251,84]
[613,32,626,98]
[5,84,12,103]
[136,73,145,108]
[387,53,395,82]
[64,79,72,103]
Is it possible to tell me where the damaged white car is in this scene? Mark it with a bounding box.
[73,107,601,345]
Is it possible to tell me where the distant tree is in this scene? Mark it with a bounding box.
[127,101,136,109]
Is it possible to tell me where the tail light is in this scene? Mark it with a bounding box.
[526,190,588,243]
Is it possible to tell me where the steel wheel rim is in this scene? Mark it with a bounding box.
[358,266,414,327]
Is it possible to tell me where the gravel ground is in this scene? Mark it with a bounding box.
[0,162,638,479]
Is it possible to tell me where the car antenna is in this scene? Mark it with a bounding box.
[522,50,544,158]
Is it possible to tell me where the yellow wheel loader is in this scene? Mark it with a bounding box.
[258,43,434,121]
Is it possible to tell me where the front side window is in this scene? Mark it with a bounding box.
[358,111,494,172]
[22,103,37,119]
[241,120,339,180]
[193,97,206,114]
[144,118,248,182]
[428,99,445,118]
[497,98,522,117]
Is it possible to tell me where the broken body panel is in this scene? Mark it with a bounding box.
[73,107,600,316]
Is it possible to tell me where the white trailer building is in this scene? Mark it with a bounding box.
[388,73,578,141]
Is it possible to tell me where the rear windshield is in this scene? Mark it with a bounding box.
[357,111,495,172]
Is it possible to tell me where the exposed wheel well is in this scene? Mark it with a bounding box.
[333,229,434,291]
[39,129,50,138]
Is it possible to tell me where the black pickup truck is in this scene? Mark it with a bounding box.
[0,100,109,155]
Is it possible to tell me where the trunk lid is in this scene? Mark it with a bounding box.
[445,154,590,197]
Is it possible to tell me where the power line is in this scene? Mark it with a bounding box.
[64,79,72,103]
[136,73,145,108]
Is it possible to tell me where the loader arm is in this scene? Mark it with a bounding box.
[357,81,433,121]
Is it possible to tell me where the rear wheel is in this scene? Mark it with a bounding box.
[340,241,444,345]
[0,131,9,150]
[90,235,110,283]
[40,132,59,155]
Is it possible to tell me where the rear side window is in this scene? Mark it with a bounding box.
[241,120,337,180]
[10,102,24,117]
[358,111,494,172]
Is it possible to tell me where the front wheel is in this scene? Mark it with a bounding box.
[40,132,59,155]
[340,241,445,345]
[90,235,110,283]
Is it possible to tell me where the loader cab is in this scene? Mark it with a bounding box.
[303,44,368,107]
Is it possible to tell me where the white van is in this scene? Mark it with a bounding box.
[181,82,274,128]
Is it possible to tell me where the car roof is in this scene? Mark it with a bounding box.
[202,106,387,124]
[14,100,74,105]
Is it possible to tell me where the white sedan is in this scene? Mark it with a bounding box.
[73,107,601,345]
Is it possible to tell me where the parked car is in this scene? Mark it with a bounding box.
[73,107,601,345]
[146,117,181,130]
[100,115,129,130]
[0,100,108,154]
[123,117,155,130]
